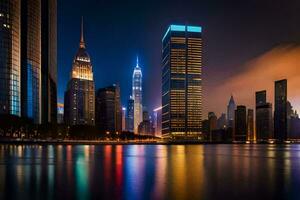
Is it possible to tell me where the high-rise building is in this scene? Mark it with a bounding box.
[41,0,57,124]
[217,113,227,130]
[57,103,64,124]
[21,0,42,124]
[95,85,122,134]
[132,57,143,134]
[161,24,202,139]
[234,105,247,141]
[64,19,95,126]
[138,110,154,135]
[122,107,126,131]
[247,109,254,141]
[274,79,287,141]
[208,112,217,141]
[256,90,273,141]
[0,0,57,124]
[0,0,21,116]
[153,106,162,137]
[126,97,134,132]
[227,95,236,128]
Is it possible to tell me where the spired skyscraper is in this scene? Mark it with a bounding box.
[64,19,95,126]
[0,0,57,124]
[132,57,143,134]
[161,25,202,139]
[227,95,236,128]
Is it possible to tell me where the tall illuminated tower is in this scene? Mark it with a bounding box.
[227,95,236,128]
[132,57,143,133]
[162,25,202,139]
[64,19,95,126]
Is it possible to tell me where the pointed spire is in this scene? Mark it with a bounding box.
[136,55,139,68]
[80,16,85,48]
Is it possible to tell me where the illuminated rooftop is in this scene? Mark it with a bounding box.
[162,24,202,41]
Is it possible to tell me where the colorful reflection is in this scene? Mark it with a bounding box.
[0,144,299,199]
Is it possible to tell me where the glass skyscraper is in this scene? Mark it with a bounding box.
[274,79,287,141]
[0,0,21,116]
[161,25,202,139]
[126,97,134,132]
[132,57,143,134]
[0,0,57,124]
[41,0,57,124]
[64,19,95,126]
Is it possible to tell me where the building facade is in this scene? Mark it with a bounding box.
[95,85,122,134]
[256,90,273,141]
[162,24,202,139]
[274,79,287,141]
[64,19,95,126]
[227,95,236,128]
[0,0,57,124]
[21,0,42,124]
[0,0,21,116]
[247,109,254,141]
[126,97,134,132]
[132,57,143,134]
[153,106,162,137]
[41,0,57,124]
[234,105,247,141]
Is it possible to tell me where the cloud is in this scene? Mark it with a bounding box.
[205,44,300,117]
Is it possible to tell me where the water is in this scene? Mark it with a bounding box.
[0,144,300,200]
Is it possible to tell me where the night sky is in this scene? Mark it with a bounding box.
[58,0,300,117]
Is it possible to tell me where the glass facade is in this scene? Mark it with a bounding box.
[162,25,202,139]
[21,0,41,124]
[0,0,21,116]
[41,0,57,124]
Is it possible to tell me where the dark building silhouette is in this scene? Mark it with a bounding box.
[274,79,287,141]
[64,19,95,126]
[247,109,254,141]
[161,25,202,139]
[138,110,154,135]
[95,85,122,134]
[234,105,247,141]
[41,0,57,124]
[217,113,227,130]
[256,90,273,141]
[125,97,134,132]
[208,112,217,141]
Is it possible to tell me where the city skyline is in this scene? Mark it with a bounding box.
[57,0,300,116]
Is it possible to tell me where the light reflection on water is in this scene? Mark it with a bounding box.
[0,144,300,199]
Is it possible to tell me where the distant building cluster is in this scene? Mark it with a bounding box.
[203,79,300,142]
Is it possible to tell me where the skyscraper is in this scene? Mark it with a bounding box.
[41,0,57,124]
[153,106,162,137]
[0,0,21,116]
[208,112,217,141]
[64,19,95,126]
[256,90,273,141]
[132,56,143,134]
[126,97,134,132]
[95,85,122,134]
[274,79,287,141]
[21,0,42,124]
[227,95,236,128]
[162,24,202,139]
[234,105,247,141]
[247,109,254,141]
[0,0,57,124]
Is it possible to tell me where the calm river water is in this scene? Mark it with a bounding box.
[0,144,299,200]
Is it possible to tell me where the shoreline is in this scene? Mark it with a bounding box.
[0,139,299,145]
